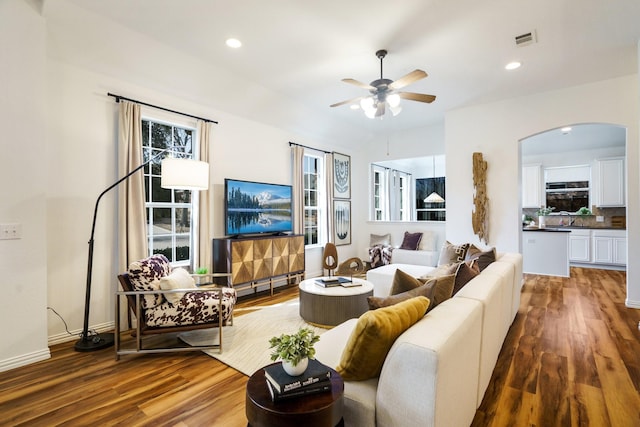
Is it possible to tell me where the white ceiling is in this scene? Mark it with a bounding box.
[48,0,640,138]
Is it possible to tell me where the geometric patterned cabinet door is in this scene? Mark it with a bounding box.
[212,234,305,295]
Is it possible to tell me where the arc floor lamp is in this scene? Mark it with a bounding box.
[74,152,209,352]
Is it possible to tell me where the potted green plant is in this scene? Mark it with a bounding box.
[536,206,555,228]
[269,327,320,376]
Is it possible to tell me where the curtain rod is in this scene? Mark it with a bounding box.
[107,93,218,124]
[288,141,331,154]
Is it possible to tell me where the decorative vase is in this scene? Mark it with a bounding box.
[282,357,308,376]
[538,215,546,228]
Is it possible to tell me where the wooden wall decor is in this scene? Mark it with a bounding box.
[472,152,489,244]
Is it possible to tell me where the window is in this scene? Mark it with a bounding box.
[416,177,446,221]
[142,118,199,266]
[371,164,388,221]
[391,170,412,221]
[303,153,327,246]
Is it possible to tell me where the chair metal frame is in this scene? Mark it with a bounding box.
[115,272,233,360]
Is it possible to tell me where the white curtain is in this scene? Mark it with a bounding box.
[291,145,304,236]
[197,120,213,270]
[117,101,148,272]
[325,152,334,243]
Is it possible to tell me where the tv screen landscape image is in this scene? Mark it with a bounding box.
[225,178,293,236]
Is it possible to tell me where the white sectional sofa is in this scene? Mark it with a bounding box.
[315,252,523,427]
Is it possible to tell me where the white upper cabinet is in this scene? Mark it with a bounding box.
[522,164,542,208]
[594,157,625,207]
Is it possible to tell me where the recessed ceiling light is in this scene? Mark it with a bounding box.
[505,61,521,70]
[225,38,242,48]
[504,61,522,70]
[561,126,572,133]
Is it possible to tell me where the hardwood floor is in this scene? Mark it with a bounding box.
[473,267,640,427]
[1,268,639,426]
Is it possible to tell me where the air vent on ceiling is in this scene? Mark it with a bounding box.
[515,30,537,47]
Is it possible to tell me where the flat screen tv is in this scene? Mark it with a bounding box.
[224,178,293,237]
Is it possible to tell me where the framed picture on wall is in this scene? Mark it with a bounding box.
[334,200,351,246]
[333,152,351,199]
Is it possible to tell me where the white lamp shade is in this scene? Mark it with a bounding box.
[161,158,209,190]
[424,192,445,203]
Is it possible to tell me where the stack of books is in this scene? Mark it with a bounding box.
[315,277,361,288]
[264,359,333,402]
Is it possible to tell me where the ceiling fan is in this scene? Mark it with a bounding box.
[330,49,436,118]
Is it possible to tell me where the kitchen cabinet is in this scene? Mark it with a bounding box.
[592,230,626,265]
[594,157,625,207]
[569,229,591,262]
[522,164,542,208]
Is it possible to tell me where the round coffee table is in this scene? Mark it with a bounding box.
[299,277,374,327]
[246,363,344,427]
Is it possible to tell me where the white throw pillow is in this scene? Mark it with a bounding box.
[159,267,196,305]
[419,231,436,251]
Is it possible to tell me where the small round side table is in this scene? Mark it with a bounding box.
[246,363,344,427]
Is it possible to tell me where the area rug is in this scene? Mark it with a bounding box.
[179,299,326,376]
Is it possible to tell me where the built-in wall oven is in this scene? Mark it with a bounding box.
[545,181,590,212]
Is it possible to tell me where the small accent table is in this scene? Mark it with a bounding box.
[299,277,374,327]
[246,363,344,427]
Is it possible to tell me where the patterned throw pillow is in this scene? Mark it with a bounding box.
[370,233,391,246]
[387,269,454,313]
[399,231,423,250]
[127,254,172,309]
[437,241,471,266]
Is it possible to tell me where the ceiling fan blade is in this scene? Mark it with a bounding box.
[375,102,385,117]
[330,96,366,108]
[399,92,436,103]
[388,69,428,90]
[342,78,375,90]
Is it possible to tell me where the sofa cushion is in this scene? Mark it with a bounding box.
[127,254,172,309]
[367,284,431,310]
[336,296,430,381]
[370,233,391,246]
[437,241,470,266]
[388,269,454,312]
[159,267,196,305]
[399,231,422,250]
[465,245,497,271]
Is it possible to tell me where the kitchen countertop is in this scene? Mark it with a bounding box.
[523,227,571,232]
[524,226,626,231]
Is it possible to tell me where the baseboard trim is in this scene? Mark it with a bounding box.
[48,321,115,346]
[625,299,640,309]
[0,348,51,373]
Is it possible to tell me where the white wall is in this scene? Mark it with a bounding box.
[445,74,640,307]
[0,0,50,371]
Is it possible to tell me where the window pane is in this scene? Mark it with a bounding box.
[151,177,171,202]
[176,208,191,233]
[151,123,172,149]
[175,190,191,203]
[175,236,190,261]
[153,208,172,234]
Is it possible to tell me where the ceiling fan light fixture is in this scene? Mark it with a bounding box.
[389,104,402,116]
[387,93,401,108]
[360,97,375,110]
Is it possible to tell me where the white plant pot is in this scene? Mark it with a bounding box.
[282,357,308,376]
[538,216,546,228]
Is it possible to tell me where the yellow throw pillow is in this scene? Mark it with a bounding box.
[336,296,430,381]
